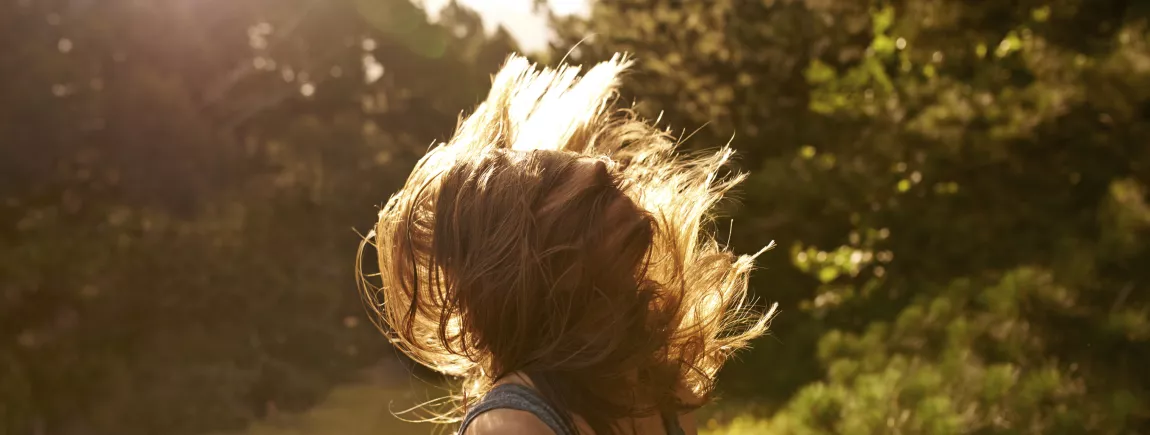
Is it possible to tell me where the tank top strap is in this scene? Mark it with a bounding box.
[458,384,575,435]
[458,383,685,435]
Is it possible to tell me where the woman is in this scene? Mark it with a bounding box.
[359,53,776,435]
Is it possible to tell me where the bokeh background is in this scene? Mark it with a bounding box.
[2,0,1149,434]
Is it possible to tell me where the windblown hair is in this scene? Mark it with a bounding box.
[358,54,775,434]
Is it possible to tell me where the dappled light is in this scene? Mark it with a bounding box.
[2,0,1148,434]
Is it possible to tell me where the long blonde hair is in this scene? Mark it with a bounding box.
[358,53,776,434]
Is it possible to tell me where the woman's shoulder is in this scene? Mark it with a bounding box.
[463,408,557,435]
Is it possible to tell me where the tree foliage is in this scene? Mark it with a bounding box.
[555,0,1150,433]
[3,0,1149,433]
[0,1,514,434]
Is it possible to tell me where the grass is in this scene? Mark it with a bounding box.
[212,363,447,435]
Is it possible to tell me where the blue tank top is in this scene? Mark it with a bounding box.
[457,383,685,435]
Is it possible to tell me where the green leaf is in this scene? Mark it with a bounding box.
[872,5,895,35]
[805,59,837,84]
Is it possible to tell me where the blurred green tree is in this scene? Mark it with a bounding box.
[554,0,1150,432]
[4,0,1149,433]
[0,0,514,434]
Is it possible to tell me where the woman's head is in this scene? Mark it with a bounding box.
[360,54,775,433]
[429,149,658,376]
